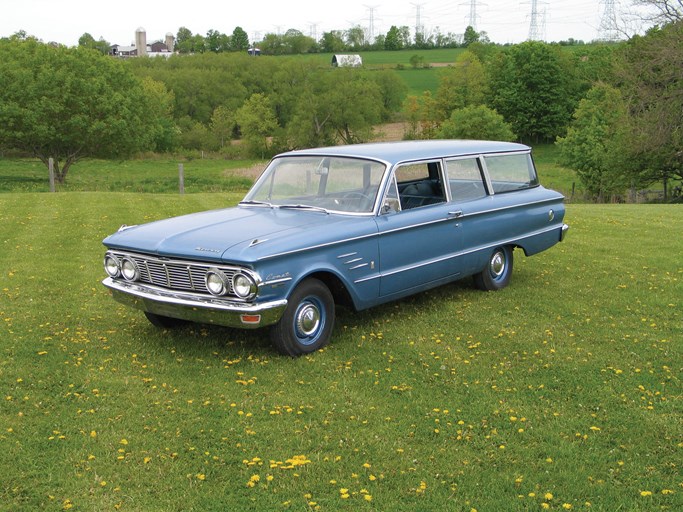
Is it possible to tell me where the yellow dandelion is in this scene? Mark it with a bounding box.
[544,492,554,501]
[640,490,652,497]
[364,494,373,502]
[196,473,206,481]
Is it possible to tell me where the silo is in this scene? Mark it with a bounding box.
[135,27,147,56]
[165,32,175,53]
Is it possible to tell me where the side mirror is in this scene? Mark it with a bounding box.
[382,198,400,214]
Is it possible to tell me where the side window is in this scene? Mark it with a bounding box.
[395,161,446,210]
[484,153,539,193]
[446,158,487,202]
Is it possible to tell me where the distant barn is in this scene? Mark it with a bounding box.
[331,54,362,67]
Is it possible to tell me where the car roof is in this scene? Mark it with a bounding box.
[279,140,531,166]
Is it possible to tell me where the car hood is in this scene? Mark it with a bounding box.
[103,206,376,264]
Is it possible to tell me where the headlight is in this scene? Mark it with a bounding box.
[232,272,257,299]
[120,258,140,281]
[205,269,229,296]
[103,253,120,277]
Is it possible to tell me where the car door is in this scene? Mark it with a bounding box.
[375,160,464,298]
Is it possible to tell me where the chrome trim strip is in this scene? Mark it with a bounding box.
[257,232,378,261]
[344,257,363,264]
[337,252,357,259]
[349,263,369,270]
[261,276,293,286]
[259,196,562,261]
[353,223,563,284]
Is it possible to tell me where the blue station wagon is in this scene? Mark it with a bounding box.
[102,140,569,356]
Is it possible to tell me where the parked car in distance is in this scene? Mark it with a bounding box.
[102,140,569,356]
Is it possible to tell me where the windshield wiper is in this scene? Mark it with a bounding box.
[278,204,329,214]
[239,200,275,208]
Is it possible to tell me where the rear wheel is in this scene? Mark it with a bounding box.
[474,246,514,291]
[270,278,335,356]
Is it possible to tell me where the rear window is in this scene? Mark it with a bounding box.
[484,153,539,194]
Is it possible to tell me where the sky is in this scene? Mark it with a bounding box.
[1,0,648,47]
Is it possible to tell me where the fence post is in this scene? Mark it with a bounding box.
[49,158,55,192]
[179,163,185,195]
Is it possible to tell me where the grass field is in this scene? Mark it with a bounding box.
[0,143,579,198]
[0,190,680,511]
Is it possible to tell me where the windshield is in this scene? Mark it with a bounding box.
[242,156,386,214]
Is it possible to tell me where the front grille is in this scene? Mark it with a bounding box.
[108,251,240,297]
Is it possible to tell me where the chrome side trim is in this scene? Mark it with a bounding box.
[353,223,564,284]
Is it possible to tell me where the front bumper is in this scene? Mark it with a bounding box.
[103,277,287,329]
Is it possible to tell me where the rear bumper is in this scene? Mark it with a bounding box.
[102,278,287,328]
[560,223,569,242]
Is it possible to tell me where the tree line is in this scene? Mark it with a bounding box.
[0,14,681,200]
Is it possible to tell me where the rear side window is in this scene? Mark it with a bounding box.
[484,153,539,193]
[446,158,487,202]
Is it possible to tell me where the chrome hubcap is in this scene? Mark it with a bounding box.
[490,251,505,278]
[296,303,321,337]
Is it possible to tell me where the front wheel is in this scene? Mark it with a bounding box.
[270,278,335,356]
[474,246,514,291]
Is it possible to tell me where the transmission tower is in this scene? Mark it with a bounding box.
[467,0,479,30]
[598,0,620,41]
[412,3,425,39]
[527,0,542,40]
[365,5,379,43]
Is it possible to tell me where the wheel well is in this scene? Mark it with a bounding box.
[307,271,355,310]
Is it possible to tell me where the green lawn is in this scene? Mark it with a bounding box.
[0,157,258,194]
[0,192,680,511]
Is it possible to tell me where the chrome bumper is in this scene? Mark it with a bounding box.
[560,223,569,242]
[102,278,287,329]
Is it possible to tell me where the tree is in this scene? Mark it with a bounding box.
[632,0,682,24]
[231,27,249,51]
[435,50,486,119]
[205,29,230,52]
[210,105,236,148]
[615,20,683,194]
[438,105,515,141]
[487,41,579,142]
[0,40,159,183]
[78,32,110,55]
[320,31,346,53]
[384,26,404,50]
[236,93,278,158]
[556,83,633,199]
[346,26,366,50]
[463,26,480,46]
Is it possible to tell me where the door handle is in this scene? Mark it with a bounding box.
[448,210,464,218]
